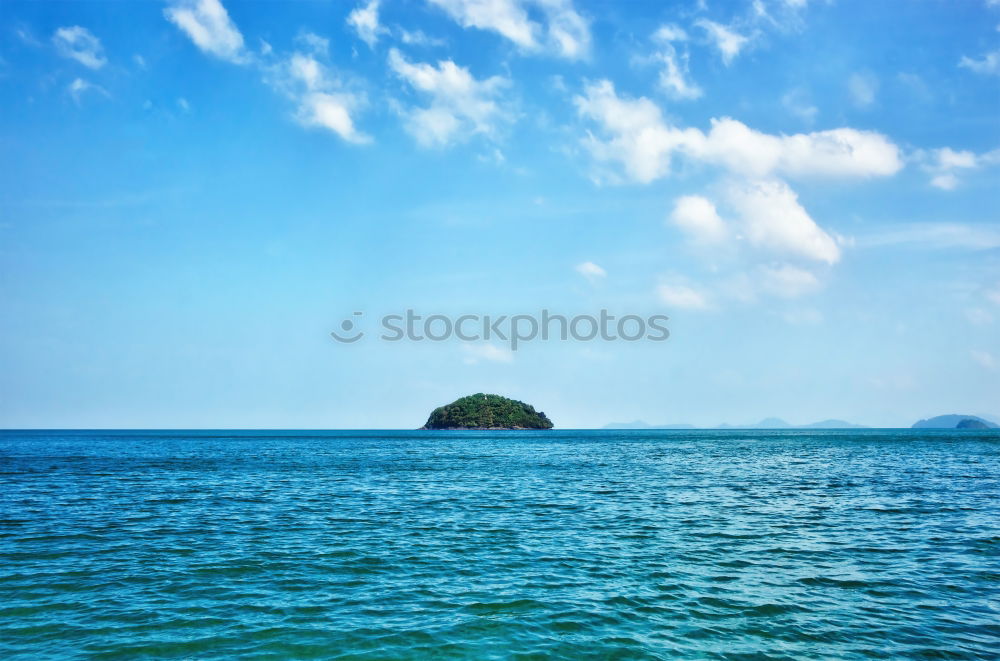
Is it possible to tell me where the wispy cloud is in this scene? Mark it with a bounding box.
[696,19,749,65]
[657,282,710,309]
[859,222,1000,250]
[388,48,510,147]
[164,0,247,63]
[426,0,590,59]
[575,261,607,282]
[53,26,106,69]
[267,41,370,144]
[960,49,1000,76]
[347,0,387,48]
[917,146,1000,190]
[165,1,369,143]
[650,25,702,100]
[68,77,108,103]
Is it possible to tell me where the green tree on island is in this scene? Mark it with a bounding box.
[422,393,554,429]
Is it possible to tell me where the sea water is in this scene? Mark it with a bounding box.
[1,429,998,659]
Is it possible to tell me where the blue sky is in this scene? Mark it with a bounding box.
[1,0,999,429]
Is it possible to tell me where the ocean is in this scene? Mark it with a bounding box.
[1,429,998,659]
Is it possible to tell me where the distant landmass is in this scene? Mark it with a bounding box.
[912,414,998,429]
[422,393,553,430]
[603,418,866,430]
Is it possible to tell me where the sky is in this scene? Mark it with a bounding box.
[1,0,999,429]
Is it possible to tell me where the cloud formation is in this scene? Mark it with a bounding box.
[426,0,589,58]
[53,26,106,69]
[575,261,607,282]
[919,146,1000,190]
[268,43,370,144]
[669,195,727,244]
[389,48,510,147]
[574,80,902,184]
[696,19,749,64]
[347,0,386,48]
[960,49,1000,75]
[165,0,246,63]
[67,77,108,103]
[165,1,368,143]
[726,179,840,264]
[651,25,702,100]
[657,282,709,309]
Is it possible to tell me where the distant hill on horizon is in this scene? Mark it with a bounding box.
[912,414,998,429]
[603,418,867,430]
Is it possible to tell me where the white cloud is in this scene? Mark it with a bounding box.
[575,261,607,281]
[388,48,509,147]
[651,29,702,101]
[669,195,727,244]
[347,0,386,48]
[298,93,369,142]
[164,0,246,63]
[297,32,330,57]
[53,26,106,69]
[695,118,902,179]
[960,49,1000,75]
[270,52,370,144]
[847,72,878,108]
[657,282,709,309]
[462,343,513,364]
[574,80,902,184]
[695,19,749,65]
[757,263,821,298]
[399,29,447,47]
[67,77,107,103]
[426,0,589,58]
[727,179,840,264]
[920,146,999,190]
[930,173,959,191]
[163,1,368,142]
[654,24,688,42]
[539,0,591,58]
[936,147,978,169]
[971,350,997,370]
[573,80,698,183]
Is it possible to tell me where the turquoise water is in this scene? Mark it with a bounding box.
[1,429,998,659]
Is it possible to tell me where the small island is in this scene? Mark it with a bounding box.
[956,418,991,430]
[422,393,554,430]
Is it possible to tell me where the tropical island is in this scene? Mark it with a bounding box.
[422,393,554,430]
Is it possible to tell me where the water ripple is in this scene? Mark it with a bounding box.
[1,429,999,659]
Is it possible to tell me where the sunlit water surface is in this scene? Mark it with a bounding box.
[1,429,998,659]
